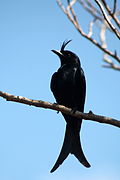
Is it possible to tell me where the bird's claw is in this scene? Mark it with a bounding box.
[53,103,59,114]
[71,107,77,114]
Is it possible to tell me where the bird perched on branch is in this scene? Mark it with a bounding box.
[50,40,90,173]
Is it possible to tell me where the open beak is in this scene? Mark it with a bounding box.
[51,50,64,58]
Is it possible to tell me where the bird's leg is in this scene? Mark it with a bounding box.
[71,107,78,114]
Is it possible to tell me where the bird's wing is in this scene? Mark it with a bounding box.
[50,67,86,112]
[50,72,60,102]
[73,67,86,112]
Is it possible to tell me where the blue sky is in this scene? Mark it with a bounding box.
[0,0,120,180]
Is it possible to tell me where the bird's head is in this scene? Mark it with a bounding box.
[51,40,80,66]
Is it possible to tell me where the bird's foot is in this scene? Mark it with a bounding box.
[53,102,59,114]
[71,107,77,114]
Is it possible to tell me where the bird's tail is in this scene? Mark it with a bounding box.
[50,122,90,173]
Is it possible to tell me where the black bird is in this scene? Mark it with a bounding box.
[50,40,90,173]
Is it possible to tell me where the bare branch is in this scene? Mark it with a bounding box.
[0,90,120,128]
[56,0,120,64]
[103,64,120,71]
[103,54,120,70]
[101,0,120,28]
[100,22,107,48]
[86,0,102,16]
[67,0,80,28]
[99,19,120,69]
[79,0,103,21]
[113,0,117,14]
[67,0,77,7]
[88,19,96,37]
[94,0,120,39]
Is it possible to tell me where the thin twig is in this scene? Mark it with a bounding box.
[101,0,120,28]
[79,0,103,21]
[86,0,102,16]
[103,54,120,70]
[103,64,120,71]
[99,19,118,68]
[100,21,107,48]
[88,18,97,37]
[113,0,117,14]
[67,0,80,28]
[0,90,120,128]
[94,0,120,39]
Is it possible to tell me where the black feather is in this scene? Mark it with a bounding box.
[61,39,72,52]
[50,40,90,173]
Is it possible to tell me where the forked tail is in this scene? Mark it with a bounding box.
[50,123,90,173]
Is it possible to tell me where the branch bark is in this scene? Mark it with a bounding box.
[0,90,120,128]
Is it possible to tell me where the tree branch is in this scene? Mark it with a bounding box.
[56,0,120,71]
[101,0,120,28]
[79,0,103,21]
[94,0,120,39]
[103,53,120,70]
[113,0,117,15]
[0,90,120,128]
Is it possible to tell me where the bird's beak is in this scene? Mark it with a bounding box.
[51,50,64,58]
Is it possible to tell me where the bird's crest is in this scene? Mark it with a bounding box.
[61,40,72,52]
